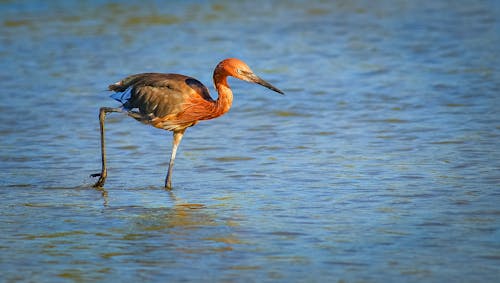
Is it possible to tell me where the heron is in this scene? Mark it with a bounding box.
[91,58,284,189]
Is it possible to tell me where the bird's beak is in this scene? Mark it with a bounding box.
[244,72,284,95]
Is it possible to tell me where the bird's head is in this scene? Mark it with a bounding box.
[215,58,284,95]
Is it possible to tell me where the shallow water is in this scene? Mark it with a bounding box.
[1,0,499,282]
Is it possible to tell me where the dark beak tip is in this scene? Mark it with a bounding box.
[275,90,285,95]
[269,87,285,96]
[271,86,285,95]
[246,73,284,96]
[257,79,285,96]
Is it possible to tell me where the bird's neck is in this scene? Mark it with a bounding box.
[212,74,233,117]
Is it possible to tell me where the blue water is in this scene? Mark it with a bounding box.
[1,0,499,282]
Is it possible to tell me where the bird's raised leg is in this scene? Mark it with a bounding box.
[165,129,186,190]
[91,107,123,188]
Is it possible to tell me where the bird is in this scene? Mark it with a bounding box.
[91,58,284,189]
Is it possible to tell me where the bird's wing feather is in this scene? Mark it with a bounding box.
[109,73,214,118]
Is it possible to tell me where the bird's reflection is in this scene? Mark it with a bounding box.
[131,190,211,232]
[93,186,241,256]
[94,186,109,206]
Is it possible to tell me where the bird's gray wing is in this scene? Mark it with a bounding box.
[109,73,213,118]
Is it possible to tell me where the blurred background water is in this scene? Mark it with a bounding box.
[1,0,499,282]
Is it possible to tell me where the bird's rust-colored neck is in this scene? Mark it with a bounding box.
[212,72,234,117]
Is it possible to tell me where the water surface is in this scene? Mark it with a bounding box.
[1,0,499,282]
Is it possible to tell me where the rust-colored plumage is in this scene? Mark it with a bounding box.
[92,58,284,189]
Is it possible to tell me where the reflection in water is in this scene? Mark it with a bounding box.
[12,188,245,281]
[95,186,109,206]
[93,187,241,258]
[133,203,211,232]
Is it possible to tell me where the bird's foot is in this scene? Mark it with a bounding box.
[91,171,107,188]
[92,178,106,188]
[164,181,173,191]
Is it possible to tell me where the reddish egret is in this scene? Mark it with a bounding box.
[91,58,284,189]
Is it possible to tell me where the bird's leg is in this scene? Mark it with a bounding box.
[165,129,186,190]
[92,107,123,188]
